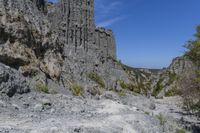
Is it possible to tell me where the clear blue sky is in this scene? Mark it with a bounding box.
[49,0,200,68]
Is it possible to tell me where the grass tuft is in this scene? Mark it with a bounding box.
[176,128,186,133]
[36,83,49,93]
[71,83,84,96]
[156,113,167,126]
[88,72,105,88]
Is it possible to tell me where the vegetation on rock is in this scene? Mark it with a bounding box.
[88,72,105,88]
[67,80,84,96]
[152,77,164,97]
[36,83,49,93]
[119,80,141,94]
[181,25,200,118]
[176,128,186,133]
[71,83,84,96]
[156,113,167,126]
[117,90,126,97]
[165,87,181,97]
[185,25,200,65]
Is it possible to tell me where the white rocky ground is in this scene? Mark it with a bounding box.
[0,91,190,133]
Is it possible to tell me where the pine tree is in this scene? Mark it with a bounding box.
[185,25,200,65]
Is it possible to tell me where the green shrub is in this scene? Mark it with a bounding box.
[119,80,143,94]
[166,72,178,86]
[136,81,145,94]
[145,111,150,115]
[181,25,200,118]
[176,128,186,133]
[36,83,49,93]
[119,80,127,89]
[71,83,84,96]
[185,25,200,65]
[132,85,141,94]
[156,113,167,126]
[88,72,105,88]
[195,70,200,83]
[185,40,200,65]
[152,78,164,97]
[180,70,200,117]
[165,87,181,97]
[117,90,126,97]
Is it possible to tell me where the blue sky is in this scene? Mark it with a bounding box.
[49,0,200,68]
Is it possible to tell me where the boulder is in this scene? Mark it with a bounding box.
[0,63,29,97]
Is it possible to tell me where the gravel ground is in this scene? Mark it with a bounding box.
[0,92,188,133]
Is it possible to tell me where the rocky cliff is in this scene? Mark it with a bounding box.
[0,0,128,95]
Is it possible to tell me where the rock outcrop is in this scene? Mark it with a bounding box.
[149,56,198,98]
[0,63,29,97]
[0,0,126,92]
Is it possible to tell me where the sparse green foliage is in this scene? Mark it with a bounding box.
[119,80,141,94]
[167,72,178,85]
[165,89,176,97]
[132,85,141,94]
[181,25,200,118]
[185,25,200,65]
[195,25,200,39]
[185,40,200,65]
[144,111,150,115]
[88,72,105,88]
[152,78,164,97]
[117,60,122,66]
[137,81,147,94]
[66,80,84,96]
[118,90,126,97]
[36,83,49,93]
[119,80,127,89]
[195,70,200,83]
[179,68,200,118]
[156,113,167,126]
[176,128,186,133]
[30,70,38,77]
[71,83,84,96]
[165,87,181,97]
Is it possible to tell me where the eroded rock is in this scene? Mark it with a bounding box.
[0,63,29,97]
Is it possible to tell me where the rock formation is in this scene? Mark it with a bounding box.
[0,63,29,97]
[0,0,126,92]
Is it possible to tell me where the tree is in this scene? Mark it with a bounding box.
[185,25,200,65]
[181,25,200,118]
[179,70,200,117]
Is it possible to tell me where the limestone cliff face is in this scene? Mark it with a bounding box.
[0,0,127,93]
[168,57,197,75]
[0,0,63,81]
[155,56,198,97]
[120,56,198,98]
[147,57,197,98]
[95,28,116,60]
